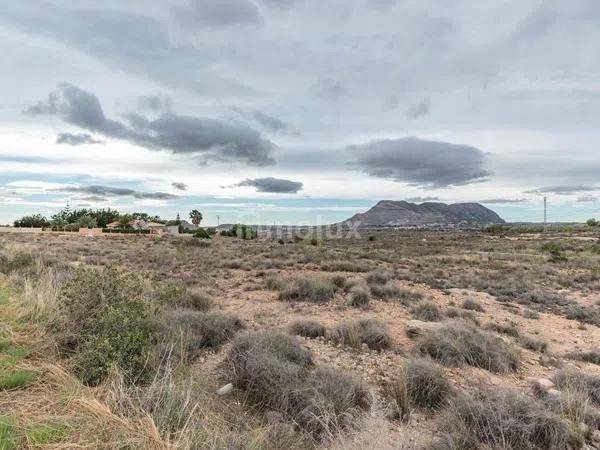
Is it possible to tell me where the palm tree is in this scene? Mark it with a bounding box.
[190,209,203,226]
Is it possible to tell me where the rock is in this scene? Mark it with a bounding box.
[406,320,443,337]
[216,383,233,396]
[534,378,554,391]
[592,430,600,443]
[361,343,370,352]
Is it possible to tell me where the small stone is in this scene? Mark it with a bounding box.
[216,383,233,396]
[361,343,370,352]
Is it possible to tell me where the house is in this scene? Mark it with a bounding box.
[146,222,166,234]
[179,220,198,232]
[105,219,148,230]
[105,221,121,229]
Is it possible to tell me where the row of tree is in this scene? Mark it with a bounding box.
[13,207,204,230]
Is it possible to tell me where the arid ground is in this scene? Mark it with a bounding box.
[1,229,599,449]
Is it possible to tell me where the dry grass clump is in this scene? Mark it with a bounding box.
[444,307,479,325]
[565,304,600,326]
[321,260,372,273]
[347,285,370,307]
[394,287,425,304]
[553,369,600,407]
[485,321,520,337]
[166,309,244,359]
[461,298,484,312]
[519,335,548,353]
[278,277,336,303]
[415,321,520,373]
[386,358,452,420]
[157,282,212,311]
[430,388,582,450]
[331,319,392,351]
[228,331,371,440]
[369,282,400,300]
[288,319,327,338]
[366,269,394,286]
[565,349,600,365]
[411,301,443,322]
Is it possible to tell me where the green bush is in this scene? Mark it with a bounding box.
[57,267,154,386]
[193,227,212,239]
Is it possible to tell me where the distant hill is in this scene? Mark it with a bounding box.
[342,200,504,228]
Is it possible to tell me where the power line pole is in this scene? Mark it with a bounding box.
[543,196,547,232]
[217,215,220,227]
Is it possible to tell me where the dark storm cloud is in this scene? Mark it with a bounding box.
[479,198,528,204]
[404,98,430,120]
[27,83,276,166]
[235,177,303,193]
[171,182,188,191]
[56,133,102,146]
[0,1,251,96]
[172,0,262,28]
[55,185,178,200]
[524,185,599,195]
[252,111,293,133]
[348,137,489,188]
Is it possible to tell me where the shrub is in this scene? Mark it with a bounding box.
[2,253,35,274]
[553,370,600,406]
[330,275,347,290]
[444,307,480,325]
[411,301,443,322]
[369,282,400,300]
[228,331,370,439]
[565,350,600,365]
[388,358,452,418]
[565,304,600,326]
[167,309,243,359]
[288,319,326,338]
[394,287,424,304]
[523,309,541,319]
[193,228,212,239]
[347,286,369,308]
[56,267,154,386]
[321,260,371,273]
[461,298,484,312]
[541,242,568,263]
[415,321,520,373]
[278,277,336,303]
[431,388,582,450]
[158,283,212,311]
[366,269,393,286]
[331,319,392,351]
[519,335,548,353]
[485,322,519,337]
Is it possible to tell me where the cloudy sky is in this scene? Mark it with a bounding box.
[1,0,599,225]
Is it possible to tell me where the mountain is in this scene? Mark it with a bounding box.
[342,200,504,228]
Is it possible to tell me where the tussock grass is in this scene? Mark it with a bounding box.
[278,277,336,303]
[461,298,484,312]
[387,358,452,421]
[519,335,548,353]
[347,285,370,307]
[565,349,600,365]
[331,319,392,351]
[411,301,443,322]
[288,319,327,338]
[229,331,371,440]
[415,321,520,373]
[430,388,582,450]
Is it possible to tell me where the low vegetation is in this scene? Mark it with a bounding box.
[331,319,392,351]
[287,319,326,338]
[278,277,336,303]
[415,321,520,373]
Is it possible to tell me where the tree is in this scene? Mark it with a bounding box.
[189,209,203,226]
[13,214,50,228]
[587,218,599,227]
[118,214,133,228]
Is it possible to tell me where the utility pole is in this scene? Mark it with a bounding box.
[217,215,220,227]
[543,196,547,232]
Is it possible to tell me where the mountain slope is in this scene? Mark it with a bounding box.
[343,200,504,227]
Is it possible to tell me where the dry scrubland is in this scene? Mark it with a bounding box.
[0,229,599,449]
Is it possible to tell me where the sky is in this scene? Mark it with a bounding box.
[1,0,599,225]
